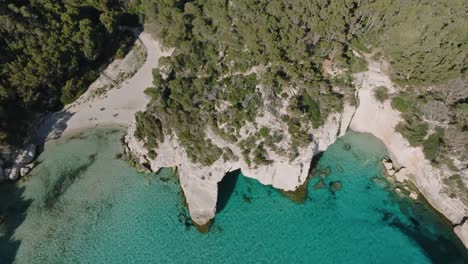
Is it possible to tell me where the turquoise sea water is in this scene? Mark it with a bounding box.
[1,128,466,263]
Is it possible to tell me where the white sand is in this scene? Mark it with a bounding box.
[36,32,172,140]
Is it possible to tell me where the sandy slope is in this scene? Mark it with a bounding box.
[36,32,171,141]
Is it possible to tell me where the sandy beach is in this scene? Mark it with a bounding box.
[35,31,171,142]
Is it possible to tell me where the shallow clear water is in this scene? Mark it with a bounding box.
[2,128,467,263]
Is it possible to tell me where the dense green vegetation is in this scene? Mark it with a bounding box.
[1,0,466,172]
[133,0,467,167]
[393,81,467,167]
[0,0,139,149]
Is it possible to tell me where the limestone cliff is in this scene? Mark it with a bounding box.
[349,60,468,247]
[125,59,467,247]
[125,103,355,226]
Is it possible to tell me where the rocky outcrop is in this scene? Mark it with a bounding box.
[329,181,342,192]
[2,144,36,181]
[124,46,467,247]
[125,104,355,226]
[454,221,468,249]
[349,60,467,246]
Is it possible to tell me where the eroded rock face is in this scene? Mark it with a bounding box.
[125,56,466,248]
[125,105,355,226]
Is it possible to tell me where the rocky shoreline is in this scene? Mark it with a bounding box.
[349,60,467,248]
[1,31,465,248]
[0,143,37,182]
[123,59,467,248]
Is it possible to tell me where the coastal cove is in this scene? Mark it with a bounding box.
[1,128,466,263]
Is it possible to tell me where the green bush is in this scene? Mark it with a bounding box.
[259,127,270,137]
[392,96,410,112]
[396,119,428,146]
[374,86,389,103]
[423,130,444,162]
[349,55,368,73]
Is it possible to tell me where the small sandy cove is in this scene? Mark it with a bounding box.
[36,31,171,141]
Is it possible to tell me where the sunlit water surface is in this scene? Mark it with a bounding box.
[5,128,467,263]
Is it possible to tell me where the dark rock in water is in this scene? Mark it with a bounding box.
[242,194,252,203]
[194,219,213,233]
[160,177,170,182]
[410,217,420,228]
[329,181,342,192]
[381,210,394,222]
[178,212,193,231]
[178,213,187,223]
[313,180,325,190]
[316,166,332,178]
[280,178,309,203]
[343,143,352,151]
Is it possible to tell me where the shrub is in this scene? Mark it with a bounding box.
[396,119,428,146]
[259,127,270,137]
[423,130,444,162]
[374,86,389,103]
[392,96,409,112]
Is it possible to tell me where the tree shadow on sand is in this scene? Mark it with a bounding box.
[0,182,32,264]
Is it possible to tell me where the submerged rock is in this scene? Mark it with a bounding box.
[315,166,332,178]
[329,181,342,192]
[372,177,388,188]
[343,143,352,151]
[242,194,252,203]
[281,178,309,203]
[313,180,325,190]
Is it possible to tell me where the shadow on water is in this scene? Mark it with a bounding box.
[309,152,324,176]
[389,217,468,264]
[43,152,97,209]
[216,170,240,213]
[377,184,468,263]
[0,182,33,264]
